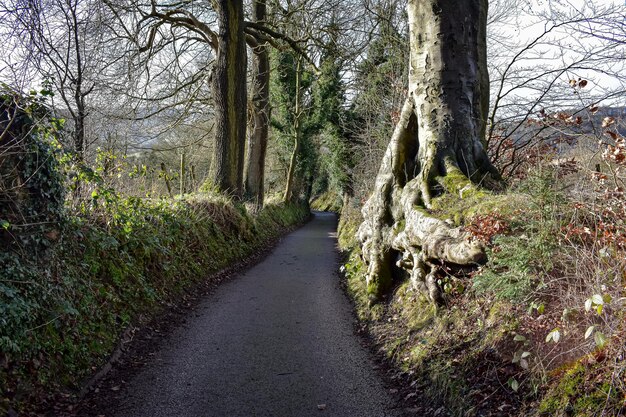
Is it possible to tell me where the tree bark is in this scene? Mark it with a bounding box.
[160,162,173,198]
[358,0,498,302]
[211,0,247,197]
[244,0,270,207]
[180,153,186,195]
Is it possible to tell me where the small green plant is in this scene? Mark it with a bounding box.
[584,293,612,315]
[545,328,561,343]
[508,377,520,392]
[512,334,532,370]
[581,293,612,348]
[527,300,545,315]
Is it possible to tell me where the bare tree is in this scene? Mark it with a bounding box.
[106,0,320,200]
[486,0,626,176]
[0,0,110,163]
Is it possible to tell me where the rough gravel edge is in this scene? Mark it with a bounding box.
[49,212,313,417]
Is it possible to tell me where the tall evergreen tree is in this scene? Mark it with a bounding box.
[310,32,351,197]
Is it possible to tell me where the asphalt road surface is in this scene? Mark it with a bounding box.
[105,212,401,417]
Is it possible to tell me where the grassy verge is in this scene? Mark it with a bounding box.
[0,194,309,415]
[338,166,626,416]
[310,190,343,212]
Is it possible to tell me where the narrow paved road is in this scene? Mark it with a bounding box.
[106,212,400,417]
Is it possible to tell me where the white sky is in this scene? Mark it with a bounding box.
[487,0,626,112]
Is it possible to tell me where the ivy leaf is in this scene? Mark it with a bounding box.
[509,378,519,392]
[584,298,593,312]
[0,220,9,230]
[585,326,595,340]
[520,358,529,370]
[594,331,607,348]
[592,294,604,305]
[514,334,527,342]
[546,329,561,343]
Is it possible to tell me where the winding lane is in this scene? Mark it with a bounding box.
[105,212,400,417]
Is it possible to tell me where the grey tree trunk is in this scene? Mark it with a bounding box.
[180,153,186,195]
[244,0,270,207]
[358,0,498,302]
[211,0,247,197]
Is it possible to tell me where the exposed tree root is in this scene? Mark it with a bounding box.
[357,98,494,304]
[357,0,500,304]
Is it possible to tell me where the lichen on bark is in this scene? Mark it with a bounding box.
[358,0,499,303]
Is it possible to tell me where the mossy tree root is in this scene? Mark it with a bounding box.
[357,0,499,304]
[356,96,492,302]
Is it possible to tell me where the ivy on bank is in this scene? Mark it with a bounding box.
[0,89,310,415]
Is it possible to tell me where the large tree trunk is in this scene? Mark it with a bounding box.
[211,0,247,197]
[244,0,270,207]
[358,0,498,302]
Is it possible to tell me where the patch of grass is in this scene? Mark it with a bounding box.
[473,234,549,301]
[337,199,362,250]
[342,250,385,320]
[467,171,562,301]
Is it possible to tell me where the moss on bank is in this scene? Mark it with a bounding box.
[338,168,626,416]
[538,361,624,417]
[310,190,343,213]
[0,196,309,415]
